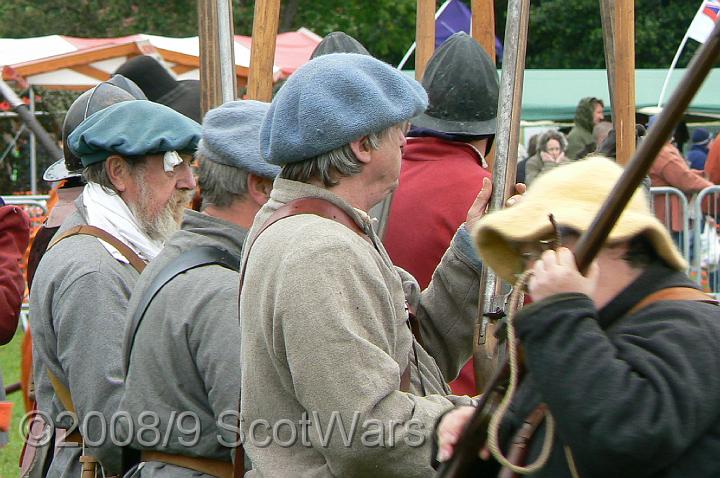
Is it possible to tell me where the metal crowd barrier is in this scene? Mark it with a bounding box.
[692,185,720,298]
[649,187,690,262]
[1,194,49,215]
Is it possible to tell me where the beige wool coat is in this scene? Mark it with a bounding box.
[239,178,482,477]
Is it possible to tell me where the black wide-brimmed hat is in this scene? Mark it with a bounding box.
[115,55,201,123]
[310,32,370,58]
[43,74,147,182]
[412,32,499,136]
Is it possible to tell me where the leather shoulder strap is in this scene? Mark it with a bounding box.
[46,368,75,414]
[629,286,718,315]
[48,225,146,273]
[238,198,367,293]
[122,245,241,375]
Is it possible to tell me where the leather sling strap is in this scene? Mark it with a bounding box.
[502,286,718,478]
[238,197,367,294]
[142,450,233,478]
[122,245,241,374]
[48,225,146,273]
[628,286,718,314]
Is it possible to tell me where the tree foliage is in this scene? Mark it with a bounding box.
[0,0,704,68]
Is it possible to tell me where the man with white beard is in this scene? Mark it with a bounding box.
[29,99,200,478]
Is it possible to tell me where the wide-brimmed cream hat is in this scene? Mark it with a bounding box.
[471,156,687,283]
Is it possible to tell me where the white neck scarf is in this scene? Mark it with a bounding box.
[82,183,163,263]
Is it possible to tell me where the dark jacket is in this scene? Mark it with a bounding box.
[497,262,720,477]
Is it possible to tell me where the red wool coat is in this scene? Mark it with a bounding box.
[384,136,491,396]
[0,205,30,344]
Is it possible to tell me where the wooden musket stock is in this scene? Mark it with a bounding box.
[436,18,720,478]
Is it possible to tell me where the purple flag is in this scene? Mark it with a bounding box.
[435,0,503,57]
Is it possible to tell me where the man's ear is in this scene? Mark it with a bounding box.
[349,136,373,165]
[247,173,274,206]
[106,155,130,192]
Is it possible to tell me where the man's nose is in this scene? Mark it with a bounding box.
[175,163,197,190]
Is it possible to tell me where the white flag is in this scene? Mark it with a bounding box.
[687,0,720,43]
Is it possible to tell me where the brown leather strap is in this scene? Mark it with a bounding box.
[143,450,233,478]
[500,404,548,478]
[628,286,717,315]
[48,225,146,273]
[64,429,83,446]
[238,197,367,293]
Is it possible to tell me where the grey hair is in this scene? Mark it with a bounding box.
[82,155,147,193]
[279,128,391,187]
[197,155,250,209]
[538,130,568,153]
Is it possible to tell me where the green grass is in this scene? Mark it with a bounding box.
[0,330,25,477]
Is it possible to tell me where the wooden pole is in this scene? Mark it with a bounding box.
[471,0,497,171]
[599,0,616,125]
[471,0,496,60]
[614,1,635,165]
[198,0,238,116]
[416,0,436,80]
[247,0,281,101]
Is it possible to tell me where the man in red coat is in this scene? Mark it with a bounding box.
[384,32,498,396]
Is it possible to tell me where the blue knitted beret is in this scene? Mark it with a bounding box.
[68,100,201,167]
[261,53,428,165]
[198,100,280,179]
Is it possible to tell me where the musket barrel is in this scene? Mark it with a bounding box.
[473,0,530,394]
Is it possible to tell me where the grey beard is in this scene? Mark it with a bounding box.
[129,175,193,242]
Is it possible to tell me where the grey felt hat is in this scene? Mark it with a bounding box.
[198,100,280,179]
[261,53,428,166]
[412,32,499,136]
[44,74,147,182]
[310,32,370,58]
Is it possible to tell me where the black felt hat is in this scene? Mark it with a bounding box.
[310,32,370,58]
[115,55,201,123]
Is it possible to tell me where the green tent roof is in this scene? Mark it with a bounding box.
[404,68,720,122]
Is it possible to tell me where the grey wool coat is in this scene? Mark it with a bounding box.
[29,197,141,477]
[118,210,246,477]
[239,178,482,477]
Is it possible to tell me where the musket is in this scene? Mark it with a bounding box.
[0,79,63,161]
[436,17,720,478]
[473,0,530,395]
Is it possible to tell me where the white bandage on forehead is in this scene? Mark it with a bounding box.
[163,151,183,172]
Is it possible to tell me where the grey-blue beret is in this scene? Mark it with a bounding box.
[198,100,280,179]
[68,100,201,167]
[260,53,428,165]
